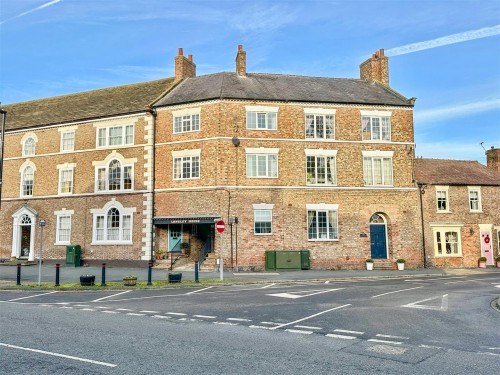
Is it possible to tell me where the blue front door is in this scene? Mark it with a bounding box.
[370,224,387,258]
[168,224,182,252]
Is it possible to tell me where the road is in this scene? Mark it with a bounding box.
[1,274,499,374]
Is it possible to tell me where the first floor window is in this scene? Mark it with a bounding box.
[61,131,75,151]
[21,166,34,196]
[433,227,462,256]
[95,159,133,192]
[174,114,200,133]
[246,154,278,178]
[307,207,338,240]
[363,156,393,186]
[306,155,336,185]
[173,155,200,179]
[93,206,133,243]
[59,169,73,194]
[305,114,334,139]
[468,187,481,212]
[57,216,71,244]
[254,210,272,234]
[247,111,277,130]
[23,137,36,156]
[436,187,449,212]
[361,112,391,141]
[97,124,134,147]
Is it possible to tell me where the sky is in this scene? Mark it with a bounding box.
[0,0,499,164]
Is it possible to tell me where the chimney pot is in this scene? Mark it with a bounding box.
[238,44,243,51]
[188,54,193,61]
[178,48,183,56]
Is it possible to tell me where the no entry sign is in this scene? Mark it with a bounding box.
[216,220,225,233]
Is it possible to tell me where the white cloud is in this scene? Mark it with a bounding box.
[385,25,500,56]
[415,99,500,124]
[0,0,62,25]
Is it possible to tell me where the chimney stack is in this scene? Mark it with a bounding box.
[360,48,389,86]
[486,147,500,173]
[235,44,246,77]
[175,48,196,81]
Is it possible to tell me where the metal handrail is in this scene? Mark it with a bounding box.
[198,239,212,266]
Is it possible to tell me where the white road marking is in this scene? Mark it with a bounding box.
[270,304,351,330]
[126,313,145,316]
[261,283,276,289]
[405,277,464,282]
[80,308,95,311]
[371,286,423,298]
[267,288,344,299]
[334,329,364,335]
[140,310,160,314]
[74,304,90,307]
[227,318,252,322]
[116,308,134,311]
[193,315,216,319]
[286,329,313,335]
[324,281,330,284]
[326,333,357,340]
[0,342,117,368]
[368,339,402,345]
[402,294,449,311]
[60,306,73,309]
[376,334,408,340]
[92,290,131,302]
[102,311,120,314]
[153,315,171,319]
[166,312,187,316]
[214,321,238,326]
[249,325,270,329]
[261,322,281,326]
[94,306,109,309]
[419,344,443,349]
[495,285,500,289]
[185,286,214,295]
[7,291,57,302]
[295,325,322,330]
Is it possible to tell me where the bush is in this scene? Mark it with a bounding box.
[396,258,405,263]
[478,257,487,262]
[365,258,374,263]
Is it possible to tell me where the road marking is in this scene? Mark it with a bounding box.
[324,281,330,284]
[419,344,443,349]
[249,325,270,329]
[295,325,322,330]
[126,313,145,316]
[261,322,281,326]
[267,288,344,299]
[94,306,109,309]
[368,339,402,345]
[92,290,131,302]
[270,304,351,330]
[326,333,357,340]
[7,291,57,302]
[185,286,214,295]
[140,310,160,314]
[0,342,117,368]
[153,315,171,319]
[402,294,449,311]
[166,312,187,316]
[213,321,238,326]
[60,306,73,309]
[286,329,313,335]
[102,311,120,314]
[376,334,408,340]
[405,277,464,282]
[74,304,90,307]
[371,286,423,298]
[80,308,95,312]
[334,329,364,335]
[227,318,252,322]
[116,308,134,311]
[261,283,276,289]
[193,315,216,319]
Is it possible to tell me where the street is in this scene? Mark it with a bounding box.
[1,274,499,374]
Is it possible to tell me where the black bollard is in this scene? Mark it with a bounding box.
[55,263,60,287]
[195,261,199,283]
[147,262,152,285]
[101,263,106,287]
[16,263,21,286]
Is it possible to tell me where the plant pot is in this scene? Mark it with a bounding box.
[123,277,137,286]
[396,262,405,271]
[168,273,182,283]
[478,261,487,268]
[80,275,95,286]
[496,261,500,268]
[366,262,373,271]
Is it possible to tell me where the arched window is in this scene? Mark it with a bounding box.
[95,156,133,192]
[23,137,36,156]
[108,160,121,191]
[20,214,32,225]
[92,203,133,243]
[370,213,385,224]
[21,166,34,196]
[107,208,120,240]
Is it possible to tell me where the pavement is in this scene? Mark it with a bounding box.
[1,261,500,288]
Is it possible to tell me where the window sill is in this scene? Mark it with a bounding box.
[254,233,273,236]
[91,241,133,246]
[434,255,463,258]
[54,242,70,246]
[307,239,339,242]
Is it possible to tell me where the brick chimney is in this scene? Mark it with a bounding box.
[174,48,196,81]
[235,44,246,76]
[360,49,389,86]
[486,147,500,173]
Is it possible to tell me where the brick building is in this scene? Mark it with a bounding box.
[0,46,423,270]
[415,153,500,268]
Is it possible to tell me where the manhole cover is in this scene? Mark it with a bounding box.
[367,344,407,355]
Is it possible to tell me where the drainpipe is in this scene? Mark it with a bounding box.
[418,183,427,268]
[147,106,157,263]
[0,108,6,210]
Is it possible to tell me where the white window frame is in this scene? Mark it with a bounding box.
[306,203,339,241]
[362,150,393,187]
[91,200,135,245]
[21,133,38,157]
[468,186,482,212]
[305,149,337,185]
[361,110,391,141]
[253,203,274,235]
[19,160,36,197]
[431,224,463,257]
[54,209,74,245]
[435,186,449,213]
[172,149,201,180]
[172,107,201,134]
[245,148,279,178]
[96,124,134,148]
[304,108,336,140]
[93,152,136,193]
[59,130,75,152]
[57,163,76,195]
[245,106,278,130]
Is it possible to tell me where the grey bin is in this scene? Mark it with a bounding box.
[66,245,81,267]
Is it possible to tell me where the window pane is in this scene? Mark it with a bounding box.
[362,117,371,140]
[436,231,442,254]
[316,157,326,183]
[268,112,277,130]
[306,156,316,184]
[123,166,132,190]
[328,210,338,239]
[437,191,447,210]
[257,113,266,128]
[254,210,272,234]
[60,169,73,193]
[247,155,256,177]
[247,112,256,129]
[192,114,200,131]
[96,216,104,241]
[98,128,107,147]
[22,166,34,196]
[24,138,35,156]
[109,127,122,146]
[315,116,324,138]
[62,132,74,151]
[363,157,372,185]
[371,117,381,140]
[58,216,71,243]
[108,160,121,190]
[325,115,334,139]
[305,115,315,138]
[373,158,382,185]
[317,211,327,239]
[268,155,277,177]
[307,210,317,239]
[381,117,390,140]
[107,208,120,241]
[257,155,267,177]
[125,125,134,144]
[327,157,336,184]
[122,215,131,241]
[174,117,182,133]
[192,156,200,178]
[97,168,106,191]
[383,158,392,186]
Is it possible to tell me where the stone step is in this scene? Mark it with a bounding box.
[373,260,395,270]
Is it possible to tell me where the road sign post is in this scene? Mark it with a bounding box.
[216,220,225,281]
[38,219,46,286]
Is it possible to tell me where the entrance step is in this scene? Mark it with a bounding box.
[373,260,395,270]
[199,252,218,271]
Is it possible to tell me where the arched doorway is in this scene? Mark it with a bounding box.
[370,213,388,259]
[11,206,37,261]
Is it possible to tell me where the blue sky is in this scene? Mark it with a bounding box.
[1,0,499,164]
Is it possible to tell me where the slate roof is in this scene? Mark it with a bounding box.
[154,72,412,107]
[2,78,175,131]
[414,158,500,186]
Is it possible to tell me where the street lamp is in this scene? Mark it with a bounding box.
[0,108,6,210]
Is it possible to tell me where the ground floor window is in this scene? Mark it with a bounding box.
[306,204,338,240]
[91,200,135,244]
[432,225,463,256]
[55,209,74,245]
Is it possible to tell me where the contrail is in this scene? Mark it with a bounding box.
[386,25,500,56]
[0,0,62,25]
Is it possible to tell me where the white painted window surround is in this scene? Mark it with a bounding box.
[91,199,135,245]
[253,204,274,235]
[57,163,76,195]
[54,209,74,245]
[306,203,339,241]
[431,224,463,257]
[362,151,393,187]
[21,133,38,157]
[172,107,201,134]
[468,186,482,212]
[246,106,279,130]
[436,185,450,213]
[245,148,279,178]
[19,160,36,197]
[92,151,136,193]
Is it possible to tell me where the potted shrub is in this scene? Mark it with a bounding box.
[168,272,182,283]
[478,256,487,268]
[123,275,138,286]
[396,259,405,271]
[180,242,190,255]
[366,258,374,271]
[496,256,500,268]
[80,275,95,286]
